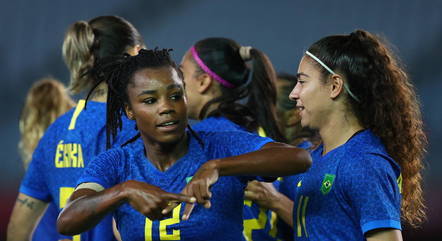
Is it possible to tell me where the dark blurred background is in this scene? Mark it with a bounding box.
[1,0,441,240]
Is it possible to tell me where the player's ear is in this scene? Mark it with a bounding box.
[124,103,134,120]
[329,74,345,99]
[196,73,213,94]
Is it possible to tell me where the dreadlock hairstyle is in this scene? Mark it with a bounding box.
[88,49,184,149]
[306,29,427,227]
[191,38,285,142]
[62,16,144,95]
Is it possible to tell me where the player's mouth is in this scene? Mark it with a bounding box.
[156,120,180,131]
[296,105,305,115]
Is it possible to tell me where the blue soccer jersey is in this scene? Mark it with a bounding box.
[278,141,314,200]
[20,100,136,241]
[193,116,282,241]
[31,202,59,241]
[291,130,401,240]
[192,116,248,132]
[77,129,273,241]
[276,141,314,241]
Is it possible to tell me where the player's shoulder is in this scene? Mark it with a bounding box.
[339,130,388,158]
[47,107,76,130]
[335,130,397,174]
[36,108,75,144]
[90,145,130,167]
[193,116,246,132]
[195,128,266,143]
[114,137,144,159]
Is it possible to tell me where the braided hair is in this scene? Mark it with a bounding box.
[87,49,183,149]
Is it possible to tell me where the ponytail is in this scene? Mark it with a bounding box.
[247,48,285,141]
[192,38,285,141]
[62,21,96,94]
[308,29,427,226]
[62,16,144,95]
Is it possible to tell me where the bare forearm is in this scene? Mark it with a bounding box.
[271,194,294,227]
[7,194,47,241]
[57,183,126,235]
[212,143,311,177]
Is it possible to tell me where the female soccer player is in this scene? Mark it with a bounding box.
[7,16,144,241]
[180,37,285,141]
[18,77,75,170]
[285,29,425,240]
[244,73,321,241]
[12,77,74,241]
[56,48,312,241]
[274,73,320,146]
[179,37,286,240]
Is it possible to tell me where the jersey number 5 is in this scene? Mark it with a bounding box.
[60,187,81,241]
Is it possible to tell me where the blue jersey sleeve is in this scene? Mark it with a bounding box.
[202,130,273,158]
[19,137,52,201]
[340,153,402,233]
[201,130,274,182]
[76,148,123,189]
[278,175,300,200]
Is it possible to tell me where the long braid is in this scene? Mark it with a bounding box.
[87,55,131,148]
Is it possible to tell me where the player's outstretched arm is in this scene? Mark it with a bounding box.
[211,142,311,177]
[57,180,195,235]
[7,193,48,241]
[163,142,311,219]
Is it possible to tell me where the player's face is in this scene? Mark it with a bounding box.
[276,78,302,141]
[289,56,332,129]
[125,66,188,144]
[180,51,202,120]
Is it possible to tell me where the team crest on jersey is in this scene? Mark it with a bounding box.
[320,174,335,195]
[186,176,193,183]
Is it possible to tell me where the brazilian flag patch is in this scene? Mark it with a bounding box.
[186,176,193,183]
[320,174,335,195]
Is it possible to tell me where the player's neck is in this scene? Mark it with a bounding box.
[319,111,363,155]
[198,92,221,120]
[89,83,108,103]
[142,133,189,172]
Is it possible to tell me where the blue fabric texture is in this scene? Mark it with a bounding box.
[21,100,136,241]
[291,130,401,241]
[77,129,273,241]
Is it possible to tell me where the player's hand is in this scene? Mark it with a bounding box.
[244,180,281,210]
[162,160,219,220]
[123,180,195,220]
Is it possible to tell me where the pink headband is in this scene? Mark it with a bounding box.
[190,46,235,88]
